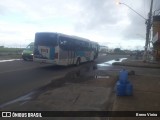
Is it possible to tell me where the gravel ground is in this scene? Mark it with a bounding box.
[0,54,21,60]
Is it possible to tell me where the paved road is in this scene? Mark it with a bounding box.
[0,55,128,106]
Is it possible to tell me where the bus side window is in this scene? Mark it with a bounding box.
[59,36,75,51]
[59,36,68,50]
[89,43,92,51]
[90,43,94,51]
[74,40,81,51]
[60,39,67,45]
[68,38,75,50]
[85,42,89,51]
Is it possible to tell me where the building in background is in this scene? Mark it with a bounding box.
[152,16,160,61]
[99,45,109,54]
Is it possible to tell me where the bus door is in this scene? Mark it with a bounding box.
[67,51,75,65]
[67,39,76,65]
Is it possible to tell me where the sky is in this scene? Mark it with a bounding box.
[0,0,160,50]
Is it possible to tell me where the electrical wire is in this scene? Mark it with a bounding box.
[154,9,160,15]
[153,0,157,11]
[144,0,147,18]
[153,0,160,15]
[156,0,159,9]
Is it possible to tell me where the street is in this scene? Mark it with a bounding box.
[0,54,128,108]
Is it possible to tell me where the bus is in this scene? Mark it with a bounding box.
[33,32,99,66]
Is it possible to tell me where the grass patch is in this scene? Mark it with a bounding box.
[0,48,24,53]
[0,54,22,60]
[0,48,24,60]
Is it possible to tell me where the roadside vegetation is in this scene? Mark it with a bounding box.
[0,47,24,53]
[0,47,24,60]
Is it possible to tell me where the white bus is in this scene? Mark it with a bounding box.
[34,32,99,66]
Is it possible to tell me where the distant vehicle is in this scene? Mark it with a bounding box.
[34,32,99,66]
[22,42,34,61]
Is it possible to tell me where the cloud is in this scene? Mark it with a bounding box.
[0,5,10,15]
[0,0,156,49]
[121,0,160,40]
[73,0,128,31]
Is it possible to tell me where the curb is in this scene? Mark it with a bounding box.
[112,62,160,69]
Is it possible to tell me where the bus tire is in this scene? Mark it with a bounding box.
[76,58,80,66]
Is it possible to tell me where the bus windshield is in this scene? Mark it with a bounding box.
[35,33,58,47]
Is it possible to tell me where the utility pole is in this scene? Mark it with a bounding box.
[143,0,153,62]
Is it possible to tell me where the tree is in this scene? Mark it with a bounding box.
[114,48,121,53]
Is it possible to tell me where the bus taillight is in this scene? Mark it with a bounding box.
[55,53,58,59]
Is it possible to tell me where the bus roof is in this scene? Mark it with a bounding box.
[58,33,99,44]
[35,32,98,44]
[58,33,90,42]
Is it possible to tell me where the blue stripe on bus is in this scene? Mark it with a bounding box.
[50,48,55,59]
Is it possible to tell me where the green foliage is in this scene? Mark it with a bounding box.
[114,48,121,53]
[0,48,24,53]
[114,48,126,54]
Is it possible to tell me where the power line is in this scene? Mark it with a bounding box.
[152,0,156,11]
[153,0,160,15]
[143,0,153,61]
[154,0,159,11]
[119,2,147,20]
[153,8,160,15]
[144,0,147,18]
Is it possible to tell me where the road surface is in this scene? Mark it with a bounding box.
[0,55,128,107]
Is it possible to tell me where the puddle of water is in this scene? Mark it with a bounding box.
[97,58,127,66]
[97,58,127,70]
[0,59,21,63]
